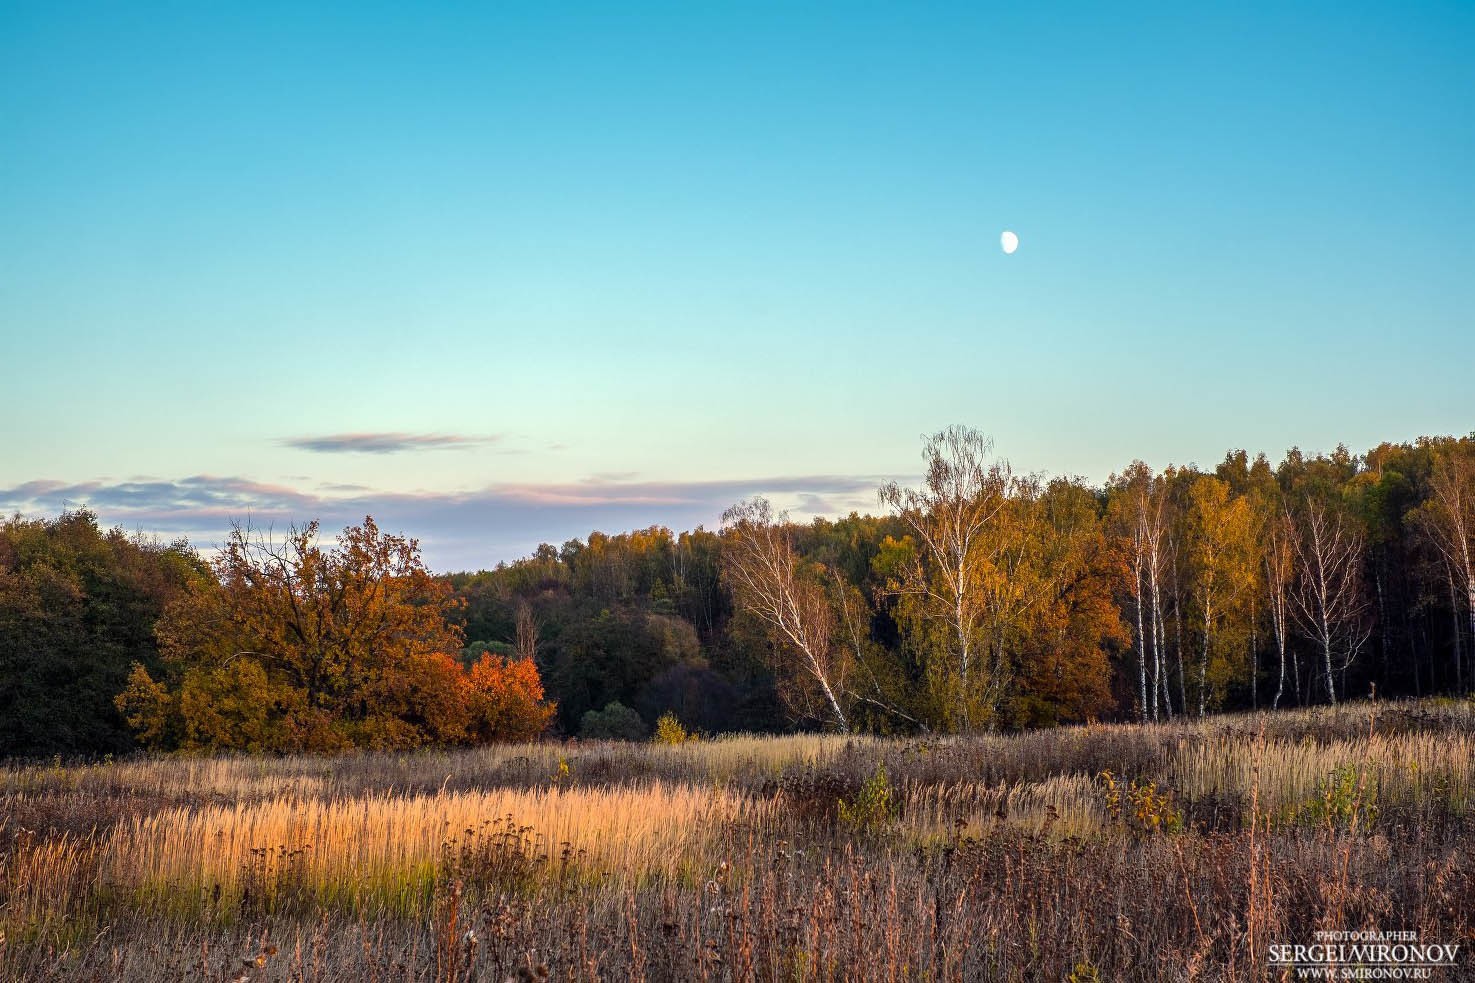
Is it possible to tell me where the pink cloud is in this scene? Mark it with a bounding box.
[0,472,894,570]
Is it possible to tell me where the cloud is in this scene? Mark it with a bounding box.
[280,432,503,454]
[0,473,895,571]
[1,475,317,517]
[792,493,840,514]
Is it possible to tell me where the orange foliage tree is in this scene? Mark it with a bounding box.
[117,517,553,752]
[465,653,557,742]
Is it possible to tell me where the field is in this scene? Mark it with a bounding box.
[3,701,1474,981]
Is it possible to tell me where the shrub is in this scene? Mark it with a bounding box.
[465,654,557,742]
[1286,764,1378,830]
[837,764,897,835]
[652,712,691,745]
[1099,770,1183,835]
[578,701,647,741]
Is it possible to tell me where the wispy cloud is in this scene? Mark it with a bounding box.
[0,473,895,570]
[280,432,503,454]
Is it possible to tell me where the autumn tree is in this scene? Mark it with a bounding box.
[465,652,557,741]
[117,517,551,751]
[721,497,851,732]
[1184,476,1258,715]
[16,432,1475,756]
[878,427,1014,731]
[1007,478,1127,727]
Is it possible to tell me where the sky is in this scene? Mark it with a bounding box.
[2,1,1471,569]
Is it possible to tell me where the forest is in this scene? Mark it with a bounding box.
[2,427,1473,757]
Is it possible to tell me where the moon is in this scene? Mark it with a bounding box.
[1000,230,1019,255]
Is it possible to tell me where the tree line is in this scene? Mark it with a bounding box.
[1,427,1472,755]
[0,516,553,755]
[721,428,1475,732]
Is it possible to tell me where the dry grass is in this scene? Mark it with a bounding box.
[4,699,1474,980]
[111,782,764,915]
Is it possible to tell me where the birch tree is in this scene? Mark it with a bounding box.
[514,602,539,663]
[879,426,1013,731]
[1262,508,1297,708]
[721,497,851,732]
[1109,462,1172,721]
[1288,499,1371,705]
[1411,443,1475,693]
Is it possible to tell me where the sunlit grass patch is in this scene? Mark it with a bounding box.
[95,782,766,919]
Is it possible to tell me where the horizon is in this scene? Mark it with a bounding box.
[3,2,1471,569]
[6,427,1467,571]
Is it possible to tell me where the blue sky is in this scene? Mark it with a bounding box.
[2,1,1471,568]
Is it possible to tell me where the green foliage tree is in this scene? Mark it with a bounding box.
[0,510,204,755]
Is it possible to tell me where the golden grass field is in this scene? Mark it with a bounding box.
[3,700,1474,981]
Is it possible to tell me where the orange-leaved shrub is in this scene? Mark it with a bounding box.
[464,653,556,743]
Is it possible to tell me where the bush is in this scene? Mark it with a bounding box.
[1286,764,1378,830]
[464,654,557,743]
[837,764,897,835]
[652,712,691,745]
[578,701,647,741]
[1099,770,1183,835]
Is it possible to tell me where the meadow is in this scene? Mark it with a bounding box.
[3,700,1473,981]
